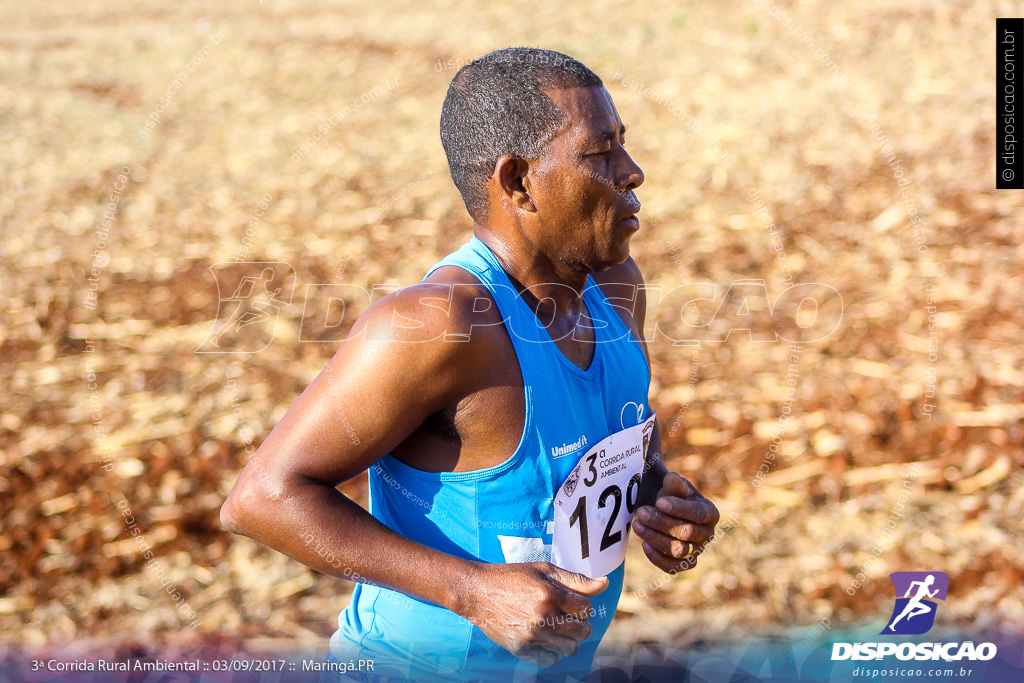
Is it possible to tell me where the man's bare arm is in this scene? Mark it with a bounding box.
[220,280,606,668]
[220,284,483,610]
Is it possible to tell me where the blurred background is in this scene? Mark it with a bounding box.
[1,0,1022,662]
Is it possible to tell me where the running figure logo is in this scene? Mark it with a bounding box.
[197,262,295,353]
[880,571,949,635]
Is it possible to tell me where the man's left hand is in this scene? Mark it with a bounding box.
[631,472,719,573]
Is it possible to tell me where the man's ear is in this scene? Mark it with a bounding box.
[494,154,536,213]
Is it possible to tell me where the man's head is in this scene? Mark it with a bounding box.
[440,47,644,271]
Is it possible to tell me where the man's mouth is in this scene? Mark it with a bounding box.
[621,193,641,219]
[620,196,641,228]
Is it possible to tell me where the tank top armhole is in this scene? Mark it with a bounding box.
[585,274,652,387]
[422,260,537,387]
[382,259,536,483]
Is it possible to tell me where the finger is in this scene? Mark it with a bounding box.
[545,567,606,619]
[647,495,718,526]
[535,632,581,659]
[660,475,722,526]
[550,615,591,642]
[632,519,701,559]
[519,645,560,669]
[549,567,609,597]
[638,501,712,540]
[662,471,700,498]
[659,471,708,501]
[642,541,695,574]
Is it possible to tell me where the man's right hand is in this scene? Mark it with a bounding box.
[458,562,609,669]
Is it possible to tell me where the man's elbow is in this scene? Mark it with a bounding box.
[221,469,292,535]
[220,492,250,536]
[220,482,269,536]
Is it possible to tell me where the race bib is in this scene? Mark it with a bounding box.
[551,413,657,578]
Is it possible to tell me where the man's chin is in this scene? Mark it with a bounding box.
[612,242,631,265]
[613,229,635,261]
[592,241,631,271]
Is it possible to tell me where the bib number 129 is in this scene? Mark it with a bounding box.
[567,472,642,559]
[551,413,655,578]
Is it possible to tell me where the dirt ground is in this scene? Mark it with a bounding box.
[1,0,1022,659]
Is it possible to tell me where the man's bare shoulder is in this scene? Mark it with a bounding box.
[346,264,507,355]
[324,265,513,413]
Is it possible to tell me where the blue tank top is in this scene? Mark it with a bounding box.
[331,236,652,681]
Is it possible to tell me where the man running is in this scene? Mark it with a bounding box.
[221,47,719,681]
[888,574,939,631]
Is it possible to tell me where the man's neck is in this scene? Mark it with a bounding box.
[473,223,590,319]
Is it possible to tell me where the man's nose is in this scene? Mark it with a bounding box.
[618,151,644,191]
